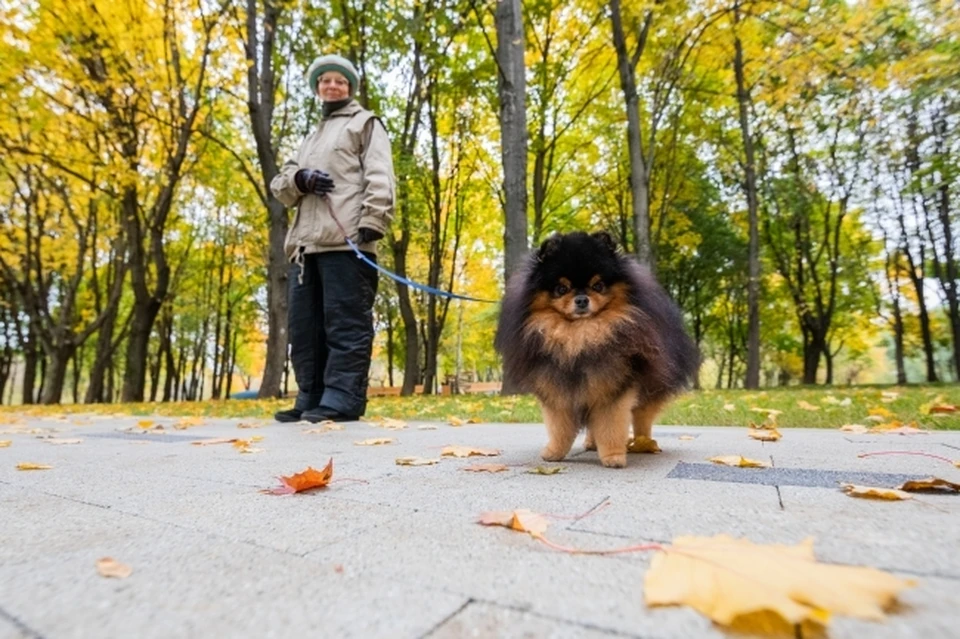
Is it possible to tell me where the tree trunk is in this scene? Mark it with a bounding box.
[39,345,76,405]
[123,294,162,402]
[609,0,652,267]
[893,298,907,385]
[733,5,761,390]
[21,328,39,405]
[84,305,119,403]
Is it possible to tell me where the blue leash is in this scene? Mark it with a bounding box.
[322,197,497,304]
[344,236,497,304]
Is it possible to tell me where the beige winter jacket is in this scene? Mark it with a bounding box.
[270,100,395,259]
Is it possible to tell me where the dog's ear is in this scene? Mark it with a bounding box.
[537,233,562,262]
[591,231,618,254]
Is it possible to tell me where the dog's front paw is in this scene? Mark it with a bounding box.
[541,446,567,462]
[599,453,627,468]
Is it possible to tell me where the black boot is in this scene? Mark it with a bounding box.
[274,407,305,423]
[302,406,359,423]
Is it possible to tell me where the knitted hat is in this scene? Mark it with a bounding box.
[306,54,360,95]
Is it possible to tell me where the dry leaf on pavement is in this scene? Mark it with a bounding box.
[377,418,407,430]
[16,463,52,470]
[263,459,334,495]
[0,440,12,447]
[527,465,564,475]
[867,421,927,435]
[747,424,781,442]
[417,424,438,430]
[395,456,440,466]
[708,455,770,468]
[44,438,83,445]
[174,416,205,430]
[896,477,960,494]
[191,438,239,446]
[644,535,915,631]
[137,419,156,429]
[448,416,465,426]
[627,436,661,453]
[237,422,262,429]
[678,435,695,441]
[840,424,869,434]
[478,509,549,536]
[354,437,394,446]
[441,445,500,458]
[840,484,912,501]
[96,557,133,579]
[462,463,509,473]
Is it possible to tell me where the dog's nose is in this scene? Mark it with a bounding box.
[574,295,589,310]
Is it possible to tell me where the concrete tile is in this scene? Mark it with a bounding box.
[429,601,627,638]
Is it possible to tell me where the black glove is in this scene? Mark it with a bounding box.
[357,228,384,244]
[294,169,335,195]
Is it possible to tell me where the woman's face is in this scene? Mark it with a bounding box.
[317,71,351,101]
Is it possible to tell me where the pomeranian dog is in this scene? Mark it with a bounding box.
[495,231,699,468]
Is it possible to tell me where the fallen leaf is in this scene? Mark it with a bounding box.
[822,395,842,405]
[237,422,261,429]
[250,435,264,442]
[747,424,782,442]
[839,424,869,434]
[840,484,912,501]
[263,459,334,495]
[378,418,407,430]
[0,440,11,447]
[395,456,440,466]
[723,403,735,412]
[478,509,549,536]
[708,455,770,468]
[354,437,394,446]
[678,435,696,441]
[644,535,915,630]
[796,400,820,411]
[867,406,895,419]
[441,445,501,458]
[527,465,564,475]
[137,419,156,429]
[627,436,662,453]
[839,397,852,406]
[232,439,263,453]
[191,438,239,446]
[44,438,83,445]
[417,424,438,430]
[96,557,132,579]
[896,477,960,494]
[462,463,509,473]
[448,416,465,426]
[867,422,927,435]
[16,463,52,470]
[750,407,783,418]
[929,404,958,414]
[173,416,204,430]
[467,417,483,424]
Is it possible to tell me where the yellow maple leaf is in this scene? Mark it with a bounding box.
[441,445,501,458]
[354,438,394,446]
[839,424,869,434]
[708,455,770,468]
[96,557,133,579]
[137,419,156,429]
[627,436,661,453]
[840,484,912,501]
[527,465,564,475]
[16,463,52,470]
[0,440,11,447]
[478,509,549,536]
[173,416,204,430]
[448,416,465,426]
[395,456,440,466]
[747,424,782,442]
[462,463,509,473]
[896,477,960,493]
[644,535,915,629]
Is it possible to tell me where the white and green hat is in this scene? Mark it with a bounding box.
[306,54,360,94]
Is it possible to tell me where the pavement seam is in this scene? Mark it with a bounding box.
[417,597,474,638]
[0,604,46,639]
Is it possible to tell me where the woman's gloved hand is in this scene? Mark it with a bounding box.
[294,169,335,195]
[357,228,384,243]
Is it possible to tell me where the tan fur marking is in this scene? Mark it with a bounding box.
[523,283,637,365]
[587,393,635,468]
[540,401,579,461]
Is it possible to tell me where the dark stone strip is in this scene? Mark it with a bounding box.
[666,461,925,488]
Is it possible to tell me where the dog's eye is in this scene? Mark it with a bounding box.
[591,281,605,293]
[554,284,569,296]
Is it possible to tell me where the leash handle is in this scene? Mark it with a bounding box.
[321,196,497,304]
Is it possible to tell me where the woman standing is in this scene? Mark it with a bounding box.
[270,54,395,423]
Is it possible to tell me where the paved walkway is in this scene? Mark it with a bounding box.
[1,414,959,638]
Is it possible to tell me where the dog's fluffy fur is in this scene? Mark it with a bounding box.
[495,231,700,468]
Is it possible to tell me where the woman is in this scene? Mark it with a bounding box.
[270,54,395,423]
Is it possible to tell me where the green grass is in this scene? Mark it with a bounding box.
[2,384,959,429]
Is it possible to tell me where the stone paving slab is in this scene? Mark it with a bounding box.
[1,416,959,638]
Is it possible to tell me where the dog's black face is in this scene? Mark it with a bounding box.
[533,231,627,320]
